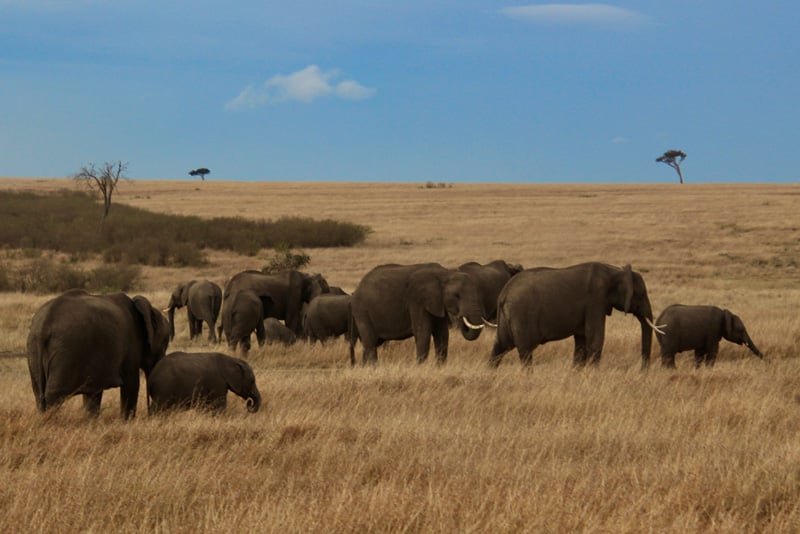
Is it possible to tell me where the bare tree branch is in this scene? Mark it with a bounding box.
[73,161,129,224]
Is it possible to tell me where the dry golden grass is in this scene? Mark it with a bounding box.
[1,178,799,532]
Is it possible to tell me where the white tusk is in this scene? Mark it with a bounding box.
[462,317,485,330]
[645,317,667,335]
[482,317,498,328]
[162,307,171,313]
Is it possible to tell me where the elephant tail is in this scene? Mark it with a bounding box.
[347,303,358,366]
[27,331,49,412]
[210,291,222,321]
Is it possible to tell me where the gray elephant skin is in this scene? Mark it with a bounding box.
[263,318,297,345]
[26,289,170,419]
[221,290,273,353]
[166,279,222,343]
[457,260,523,340]
[221,270,330,337]
[304,294,351,343]
[349,263,489,365]
[655,304,763,368]
[147,351,262,414]
[490,262,655,369]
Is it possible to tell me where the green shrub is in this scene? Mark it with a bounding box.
[261,245,311,274]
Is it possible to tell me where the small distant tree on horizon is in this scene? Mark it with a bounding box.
[189,168,210,181]
[73,160,128,225]
[656,149,687,184]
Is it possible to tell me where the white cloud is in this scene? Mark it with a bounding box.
[501,4,651,30]
[225,65,376,111]
[612,136,627,144]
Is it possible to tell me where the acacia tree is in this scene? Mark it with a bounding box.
[73,160,129,223]
[656,149,687,184]
[189,168,210,181]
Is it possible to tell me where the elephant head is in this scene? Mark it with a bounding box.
[302,273,331,302]
[165,282,191,339]
[722,310,763,358]
[610,264,654,368]
[409,269,487,340]
[224,357,262,413]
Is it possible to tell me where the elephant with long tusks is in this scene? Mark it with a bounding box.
[490,262,657,369]
[349,263,492,365]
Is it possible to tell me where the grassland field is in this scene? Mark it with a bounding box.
[0,178,799,532]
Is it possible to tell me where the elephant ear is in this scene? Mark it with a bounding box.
[409,270,445,317]
[133,296,159,358]
[722,309,735,337]
[621,264,634,314]
[179,282,192,306]
[224,357,248,393]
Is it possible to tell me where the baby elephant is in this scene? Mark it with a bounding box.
[655,305,763,368]
[147,351,262,414]
[264,318,297,345]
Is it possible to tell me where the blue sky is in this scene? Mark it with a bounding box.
[1,1,798,183]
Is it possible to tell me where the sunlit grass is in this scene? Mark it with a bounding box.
[1,179,799,531]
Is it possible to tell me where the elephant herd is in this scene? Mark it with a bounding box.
[25,260,763,420]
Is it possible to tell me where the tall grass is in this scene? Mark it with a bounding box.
[0,180,799,532]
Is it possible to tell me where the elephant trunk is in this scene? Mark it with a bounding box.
[246,388,262,413]
[638,313,654,370]
[744,336,763,358]
[167,306,176,340]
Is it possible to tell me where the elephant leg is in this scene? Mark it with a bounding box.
[489,340,509,367]
[432,317,449,365]
[489,324,515,368]
[414,331,432,364]
[187,310,197,339]
[517,346,536,367]
[43,387,71,414]
[120,380,139,420]
[207,321,218,343]
[705,344,719,367]
[585,318,606,365]
[694,349,705,369]
[572,334,588,367]
[661,349,677,369]
[83,391,103,418]
[256,321,266,347]
[410,311,433,363]
[194,318,204,340]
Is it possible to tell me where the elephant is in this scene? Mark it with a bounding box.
[264,318,297,345]
[328,286,349,296]
[490,262,658,369]
[221,270,330,337]
[147,351,262,414]
[165,279,222,343]
[26,289,170,419]
[349,263,490,365]
[457,260,523,340]
[303,294,351,343]
[220,290,273,353]
[655,305,764,368]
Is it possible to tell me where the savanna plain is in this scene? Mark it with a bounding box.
[1,178,800,533]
